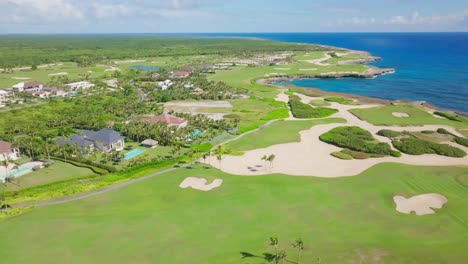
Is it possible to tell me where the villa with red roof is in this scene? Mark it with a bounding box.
[0,140,20,161]
[142,114,188,128]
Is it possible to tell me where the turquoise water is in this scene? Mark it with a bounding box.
[0,165,33,180]
[192,130,202,137]
[130,65,161,71]
[179,33,468,113]
[124,149,145,160]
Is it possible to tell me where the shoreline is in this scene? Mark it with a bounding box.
[258,77,468,117]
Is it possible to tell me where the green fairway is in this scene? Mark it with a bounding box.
[226,118,346,151]
[350,105,468,128]
[6,161,95,191]
[0,163,467,263]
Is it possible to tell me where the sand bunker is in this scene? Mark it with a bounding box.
[179,177,223,191]
[299,68,318,71]
[11,77,31,80]
[274,68,291,70]
[48,72,69,76]
[392,112,410,118]
[393,193,448,215]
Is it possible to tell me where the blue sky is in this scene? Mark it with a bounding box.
[0,0,467,33]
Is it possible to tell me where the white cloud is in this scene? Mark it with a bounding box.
[385,11,468,26]
[91,3,131,19]
[0,0,84,24]
[338,17,376,25]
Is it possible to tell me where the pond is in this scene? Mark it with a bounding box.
[130,65,161,71]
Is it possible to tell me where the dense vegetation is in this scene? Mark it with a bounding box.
[392,137,466,157]
[320,126,400,157]
[0,35,326,68]
[434,111,468,124]
[454,137,468,147]
[289,95,337,118]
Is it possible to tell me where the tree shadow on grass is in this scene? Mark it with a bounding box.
[240,252,297,264]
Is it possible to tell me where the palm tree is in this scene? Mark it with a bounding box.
[269,236,279,263]
[292,238,304,264]
[261,155,267,170]
[267,154,276,171]
[278,250,287,264]
[216,155,223,169]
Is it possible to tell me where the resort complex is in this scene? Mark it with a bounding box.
[0,2,467,261]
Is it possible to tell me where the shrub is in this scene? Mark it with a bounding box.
[331,151,353,160]
[421,130,435,134]
[454,137,468,147]
[289,96,337,118]
[437,128,451,135]
[377,129,402,138]
[392,137,466,157]
[320,126,395,156]
[32,166,41,171]
[434,111,468,124]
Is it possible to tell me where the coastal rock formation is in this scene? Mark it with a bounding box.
[338,56,381,65]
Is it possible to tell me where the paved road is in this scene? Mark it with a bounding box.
[137,89,146,103]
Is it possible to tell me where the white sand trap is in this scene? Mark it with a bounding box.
[179,177,223,191]
[392,112,409,118]
[299,68,317,71]
[12,77,31,80]
[393,193,448,215]
[274,68,291,70]
[48,72,69,76]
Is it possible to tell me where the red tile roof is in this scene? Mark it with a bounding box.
[0,140,13,153]
[23,82,42,88]
[142,114,186,125]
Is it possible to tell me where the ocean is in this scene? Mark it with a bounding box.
[192,33,468,113]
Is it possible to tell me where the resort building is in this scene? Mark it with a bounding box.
[12,82,43,93]
[142,114,188,128]
[141,139,159,148]
[0,90,11,102]
[65,81,95,90]
[58,129,125,153]
[0,140,20,161]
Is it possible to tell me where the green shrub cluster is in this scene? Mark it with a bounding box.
[341,149,387,159]
[421,130,435,134]
[454,137,468,147]
[52,157,115,174]
[437,128,451,135]
[331,151,353,160]
[289,96,337,118]
[320,126,400,157]
[434,112,468,124]
[377,129,402,138]
[392,137,466,157]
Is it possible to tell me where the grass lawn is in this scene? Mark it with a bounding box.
[6,161,95,191]
[310,99,331,107]
[350,105,468,129]
[0,163,467,263]
[226,118,346,151]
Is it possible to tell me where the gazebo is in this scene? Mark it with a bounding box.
[141,139,158,148]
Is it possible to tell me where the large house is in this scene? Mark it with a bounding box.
[65,81,95,90]
[142,114,188,128]
[0,140,20,161]
[58,129,125,153]
[12,82,43,93]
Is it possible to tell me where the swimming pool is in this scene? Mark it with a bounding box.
[124,149,146,160]
[0,165,33,180]
[192,130,202,137]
